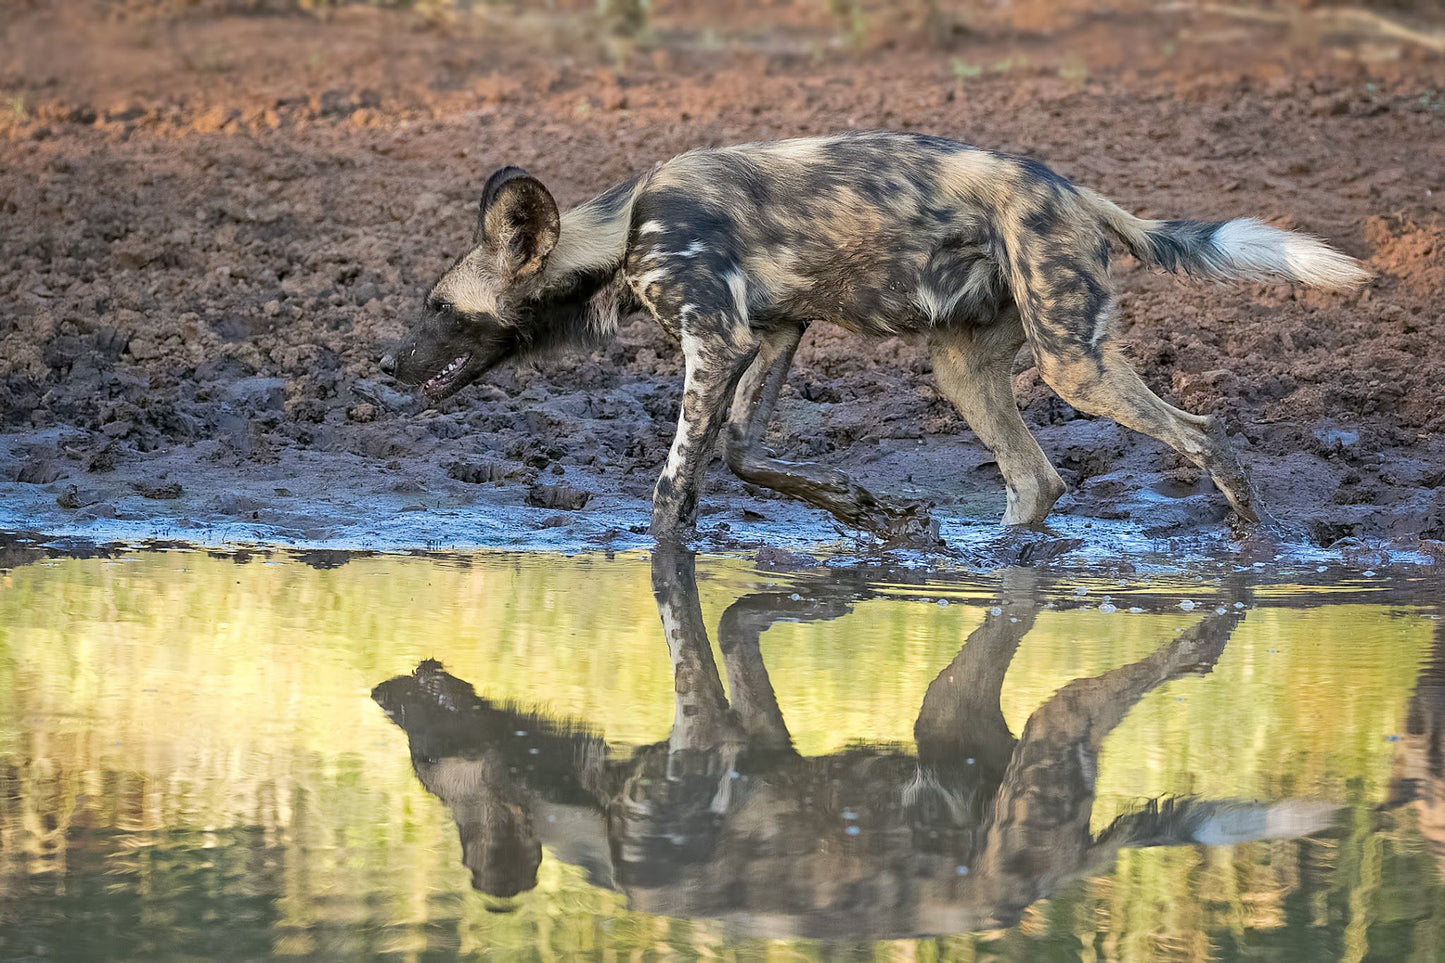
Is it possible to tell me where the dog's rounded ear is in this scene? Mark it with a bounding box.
[477,166,560,278]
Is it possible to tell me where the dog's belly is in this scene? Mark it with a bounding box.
[765,245,1009,337]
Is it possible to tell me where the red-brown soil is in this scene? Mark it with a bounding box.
[2,1,1442,556]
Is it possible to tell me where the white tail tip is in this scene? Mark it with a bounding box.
[1212,219,1372,291]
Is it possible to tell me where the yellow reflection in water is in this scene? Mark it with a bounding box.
[0,550,1437,960]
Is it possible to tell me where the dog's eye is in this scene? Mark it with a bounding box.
[428,297,456,315]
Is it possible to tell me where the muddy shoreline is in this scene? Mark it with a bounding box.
[2,2,1442,569]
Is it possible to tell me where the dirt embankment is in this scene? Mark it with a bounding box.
[1,1,1443,556]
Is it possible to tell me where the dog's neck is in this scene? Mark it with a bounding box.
[542,177,639,291]
[514,176,638,352]
[516,178,640,357]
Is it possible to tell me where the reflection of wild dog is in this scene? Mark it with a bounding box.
[372,558,1337,937]
[381,132,1368,542]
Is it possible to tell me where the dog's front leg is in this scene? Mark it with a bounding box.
[722,325,939,547]
[651,329,757,542]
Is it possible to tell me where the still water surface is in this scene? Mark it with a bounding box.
[0,547,1442,959]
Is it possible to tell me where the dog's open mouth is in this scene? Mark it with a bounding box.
[423,354,472,399]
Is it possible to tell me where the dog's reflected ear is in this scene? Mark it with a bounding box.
[478,166,561,278]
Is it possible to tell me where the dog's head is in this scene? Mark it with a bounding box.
[381,166,560,401]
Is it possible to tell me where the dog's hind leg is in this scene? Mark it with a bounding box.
[1031,329,1260,523]
[928,309,1066,526]
[722,323,937,545]
[725,322,806,456]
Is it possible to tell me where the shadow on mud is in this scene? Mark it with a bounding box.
[372,552,1341,938]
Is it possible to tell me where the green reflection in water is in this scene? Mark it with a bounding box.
[0,548,1441,960]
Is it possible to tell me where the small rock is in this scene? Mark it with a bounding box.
[17,455,61,484]
[447,459,530,485]
[56,484,81,509]
[525,483,590,511]
[754,546,817,570]
[224,376,286,412]
[127,338,164,361]
[131,481,183,500]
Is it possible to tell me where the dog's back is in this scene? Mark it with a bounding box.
[627,132,1036,338]
[625,130,1366,343]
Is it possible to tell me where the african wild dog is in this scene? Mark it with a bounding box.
[380,131,1369,542]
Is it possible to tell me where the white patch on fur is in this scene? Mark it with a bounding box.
[1089,295,1117,348]
[1210,219,1371,290]
[914,263,998,324]
[659,332,707,485]
[719,135,833,167]
[548,207,628,280]
[725,269,749,321]
[635,266,670,291]
[680,330,705,372]
[914,285,965,324]
[676,241,707,258]
[638,220,665,235]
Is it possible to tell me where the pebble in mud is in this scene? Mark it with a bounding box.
[525,483,591,511]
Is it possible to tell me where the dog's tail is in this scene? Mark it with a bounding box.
[1077,187,1371,291]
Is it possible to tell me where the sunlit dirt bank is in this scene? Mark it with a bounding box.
[1,1,1443,566]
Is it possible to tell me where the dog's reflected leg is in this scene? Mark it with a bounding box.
[650,546,742,754]
[972,594,1291,917]
[913,567,1045,776]
[716,574,872,752]
[723,323,938,546]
